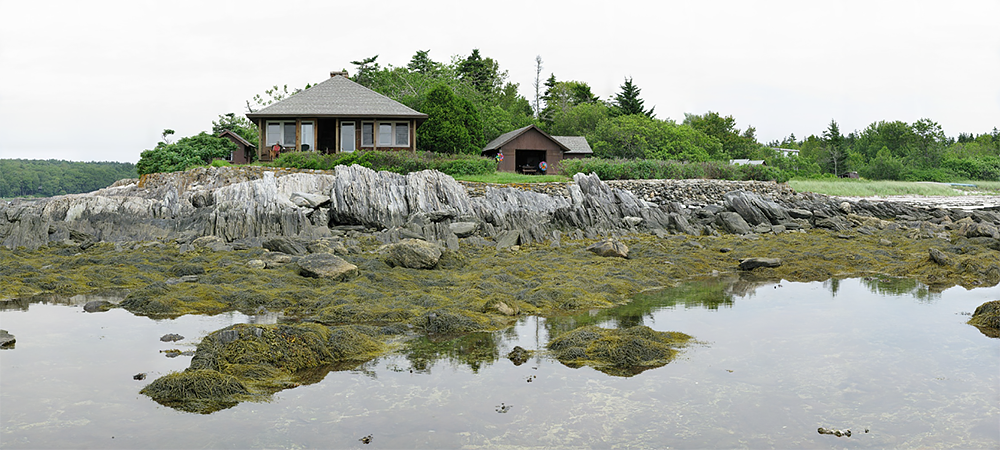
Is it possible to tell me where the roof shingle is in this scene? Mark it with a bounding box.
[246,75,427,119]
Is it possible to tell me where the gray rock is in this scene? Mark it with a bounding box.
[290,192,330,208]
[246,259,266,269]
[307,238,348,255]
[739,257,782,270]
[723,191,792,226]
[263,237,308,256]
[929,248,951,266]
[160,333,184,342]
[716,212,752,235]
[0,329,15,348]
[788,208,813,219]
[296,253,359,280]
[83,300,113,312]
[383,239,442,269]
[815,216,852,232]
[495,230,521,250]
[449,221,479,237]
[586,238,629,258]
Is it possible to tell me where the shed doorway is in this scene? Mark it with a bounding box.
[515,150,546,174]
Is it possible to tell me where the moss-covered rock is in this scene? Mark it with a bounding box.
[548,325,693,376]
[968,300,1000,338]
[139,369,256,414]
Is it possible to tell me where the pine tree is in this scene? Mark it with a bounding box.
[611,77,654,118]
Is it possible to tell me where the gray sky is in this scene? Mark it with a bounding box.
[1,0,997,163]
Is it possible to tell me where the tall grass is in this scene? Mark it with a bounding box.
[788,179,975,196]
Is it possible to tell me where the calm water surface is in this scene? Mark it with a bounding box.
[1,278,997,449]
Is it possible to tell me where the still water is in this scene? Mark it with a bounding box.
[1,278,997,449]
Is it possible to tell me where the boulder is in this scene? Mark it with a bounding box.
[723,191,792,226]
[968,300,1000,338]
[716,212,752,235]
[191,236,229,251]
[263,237,308,256]
[306,239,348,255]
[296,253,359,280]
[587,238,629,258]
[928,248,951,266]
[289,192,330,208]
[738,257,782,271]
[383,239,442,269]
[495,230,521,250]
[160,333,185,342]
[449,221,479,238]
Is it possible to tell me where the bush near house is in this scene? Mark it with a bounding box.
[268,151,496,176]
[560,158,790,182]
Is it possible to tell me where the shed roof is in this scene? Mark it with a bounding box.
[482,125,572,152]
[218,130,253,148]
[246,75,428,120]
[552,136,593,154]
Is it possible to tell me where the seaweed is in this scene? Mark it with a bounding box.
[547,325,694,377]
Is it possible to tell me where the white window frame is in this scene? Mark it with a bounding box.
[340,121,356,153]
[371,121,410,148]
[378,123,393,146]
[300,121,314,151]
[394,122,409,147]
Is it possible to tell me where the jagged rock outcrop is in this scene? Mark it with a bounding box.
[3,165,999,251]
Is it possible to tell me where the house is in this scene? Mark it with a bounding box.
[729,159,767,166]
[246,71,428,161]
[217,130,254,164]
[772,147,800,157]
[481,125,593,174]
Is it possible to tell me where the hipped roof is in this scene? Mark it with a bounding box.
[246,75,428,121]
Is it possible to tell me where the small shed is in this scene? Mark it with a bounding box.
[218,130,255,164]
[482,125,592,175]
[729,159,767,166]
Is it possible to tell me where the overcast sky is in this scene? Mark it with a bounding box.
[1,0,997,163]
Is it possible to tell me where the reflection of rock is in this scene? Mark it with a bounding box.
[547,325,692,377]
[507,346,532,366]
[0,329,15,348]
[968,300,1000,338]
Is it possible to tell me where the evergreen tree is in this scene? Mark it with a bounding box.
[611,77,654,118]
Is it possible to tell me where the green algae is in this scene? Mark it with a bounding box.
[967,300,1000,338]
[547,325,694,377]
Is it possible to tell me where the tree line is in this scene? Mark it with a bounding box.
[136,48,998,182]
[0,159,137,198]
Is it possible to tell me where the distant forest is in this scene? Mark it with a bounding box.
[0,159,137,198]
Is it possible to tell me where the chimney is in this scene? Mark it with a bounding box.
[330,70,349,78]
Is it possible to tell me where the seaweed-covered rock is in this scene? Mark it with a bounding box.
[507,346,532,366]
[0,329,14,348]
[83,300,112,312]
[140,369,255,414]
[547,325,693,376]
[382,239,442,269]
[968,300,1000,338]
[296,253,359,281]
[586,238,629,258]
[263,237,308,256]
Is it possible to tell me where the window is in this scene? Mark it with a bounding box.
[378,123,392,146]
[340,122,355,153]
[394,122,409,146]
[282,123,296,147]
[300,122,314,151]
[361,122,374,147]
[266,123,282,146]
[266,121,305,149]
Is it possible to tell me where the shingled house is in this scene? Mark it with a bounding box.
[482,125,593,174]
[246,71,428,161]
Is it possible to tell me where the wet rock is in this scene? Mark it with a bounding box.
[723,191,792,226]
[739,257,782,271]
[263,237,308,256]
[246,259,266,269]
[787,208,813,220]
[928,248,952,266]
[382,239,442,269]
[507,346,532,366]
[814,216,852,232]
[306,238,348,255]
[297,253,359,280]
[0,329,15,348]
[133,372,146,381]
[83,300,113,312]
[587,238,629,258]
[160,333,185,342]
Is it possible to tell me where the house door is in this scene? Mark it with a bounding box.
[340,122,355,153]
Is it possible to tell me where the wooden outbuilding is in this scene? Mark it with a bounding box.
[246,71,428,162]
[217,130,255,164]
[481,125,593,175]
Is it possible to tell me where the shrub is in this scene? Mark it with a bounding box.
[269,151,495,177]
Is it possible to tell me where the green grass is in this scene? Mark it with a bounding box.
[453,173,571,184]
[787,179,993,197]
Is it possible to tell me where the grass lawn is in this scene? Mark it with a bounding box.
[788,179,1000,196]
[454,173,572,183]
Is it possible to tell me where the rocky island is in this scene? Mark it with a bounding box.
[2,165,997,412]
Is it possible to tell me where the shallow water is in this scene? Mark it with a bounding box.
[1,278,997,449]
